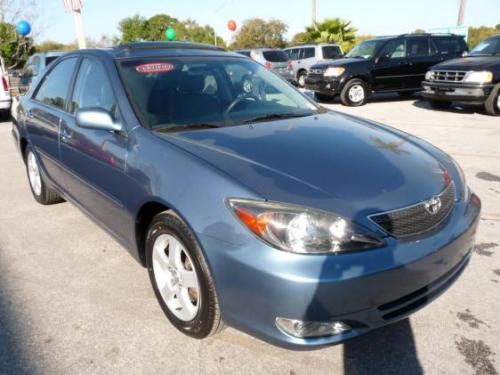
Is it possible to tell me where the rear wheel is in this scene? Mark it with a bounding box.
[484,84,500,116]
[340,79,368,106]
[25,146,64,205]
[146,211,223,338]
[427,99,452,110]
[297,71,307,88]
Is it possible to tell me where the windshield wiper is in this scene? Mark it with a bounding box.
[244,112,313,124]
[155,123,221,133]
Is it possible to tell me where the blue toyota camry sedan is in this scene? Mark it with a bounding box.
[12,42,481,349]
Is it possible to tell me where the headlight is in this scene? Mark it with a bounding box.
[463,71,493,84]
[324,67,345,78]
[227,199,383,254]
[425,71,435,81]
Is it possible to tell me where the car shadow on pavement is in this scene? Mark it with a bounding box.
[314,92,419,106]
[343,319,423,375]
[412,99,486,116]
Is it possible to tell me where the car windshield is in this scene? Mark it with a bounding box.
[470,37,500,56]
[118,57,320,132]
[346,40,383,59]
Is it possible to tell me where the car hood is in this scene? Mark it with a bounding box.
[159,112,448,222]
[433,56,500,70]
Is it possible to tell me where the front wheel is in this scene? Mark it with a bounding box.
[340,79,368,106]
[484,84,500,116]
[146,212,223,338]
[25,146,64,205]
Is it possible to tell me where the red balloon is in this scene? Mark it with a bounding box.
[227,20,237,32]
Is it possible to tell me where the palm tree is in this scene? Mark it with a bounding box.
[304,18,357,51]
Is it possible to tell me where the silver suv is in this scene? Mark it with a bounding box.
[284,44,343,87]
[236,48,295,83]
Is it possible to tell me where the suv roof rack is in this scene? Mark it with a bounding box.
[397,33,459,37]
[116,41,225,52]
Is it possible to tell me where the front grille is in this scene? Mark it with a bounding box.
[309,68,325,75]
[433,70,467,82]
[369,183,456,238]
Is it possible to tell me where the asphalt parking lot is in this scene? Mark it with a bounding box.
[0,94,499,375]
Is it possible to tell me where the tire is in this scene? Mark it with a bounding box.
[146,211,223,339]
[484,83,500,116]
[398,91,415,99]
[24,146,64,205]
[297,71,307,88]
[340,79,368,106]
[315,92,335,102]
[427,99,452,110]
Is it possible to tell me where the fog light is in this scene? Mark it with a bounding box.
[275,317,351,338]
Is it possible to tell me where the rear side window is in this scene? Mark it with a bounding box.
[262,50,289,62]
[289,48,301,60]
[322,46,342,59]
[303,47,315,59]
[70,58,118,119]
[407,38,430,57]
[34,57,78,110]
[432,37,466,55]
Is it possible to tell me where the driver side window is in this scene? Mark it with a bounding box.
[379,39,406,59]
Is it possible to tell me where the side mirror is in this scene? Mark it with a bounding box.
[76,108,123,132]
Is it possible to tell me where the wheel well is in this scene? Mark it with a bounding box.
[20,137,28,162]
[135,201,170,266]
[297,69,307,76]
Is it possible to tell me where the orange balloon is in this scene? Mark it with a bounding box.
[227,19,237,32]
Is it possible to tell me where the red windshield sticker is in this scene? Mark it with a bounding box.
[135,62,175,73]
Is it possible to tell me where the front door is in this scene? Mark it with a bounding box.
[59,56,130,240]
[372,39,410,91]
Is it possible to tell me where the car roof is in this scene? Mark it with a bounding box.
[285,44,340,49]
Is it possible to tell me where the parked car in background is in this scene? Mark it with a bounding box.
[422,34,500,116]
[305,33,468,106]
[237,48,295,83]
[284,44,343,87]
[11,51,66,122]
[13,41,481,349]
[0,55,11,119]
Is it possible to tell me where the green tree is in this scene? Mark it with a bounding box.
[302,18,357,52]
[118,14,147,42]
[143,14,183,41]
[289,32,309,46]
[230,18,288,49]
[0,22,34,68]
[467,24,500,48]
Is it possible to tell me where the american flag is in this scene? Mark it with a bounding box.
[62,0,83,11]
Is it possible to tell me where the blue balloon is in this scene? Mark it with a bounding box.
[16,20,31,36]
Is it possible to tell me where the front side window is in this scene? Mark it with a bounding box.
[379,39,406,59]
[34,57,78,110]
[407,38,430,57]
[70,58,118,119]
[118,57,321,131]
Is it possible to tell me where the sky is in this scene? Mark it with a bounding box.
[37,0,500,44]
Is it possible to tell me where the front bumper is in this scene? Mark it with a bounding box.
[421,81,494,105]
[305,75,341,95]
[199,193,481,349]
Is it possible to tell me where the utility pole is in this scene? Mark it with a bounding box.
[457,0,467,26]
[312,0,317,24]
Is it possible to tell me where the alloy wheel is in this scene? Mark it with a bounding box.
[348,85,365,103]
[27,152,42,196]
[152,234,200,321]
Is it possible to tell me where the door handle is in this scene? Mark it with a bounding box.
[61,127,72,142]
[26,109,33,119]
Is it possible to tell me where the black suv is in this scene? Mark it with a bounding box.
[305,33,468,106]
[422,35,500,116]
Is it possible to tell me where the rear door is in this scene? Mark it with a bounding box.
[372,38,410,91]
[59,56,130,239]
[25,56,78,188]
[405,37,435,89]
